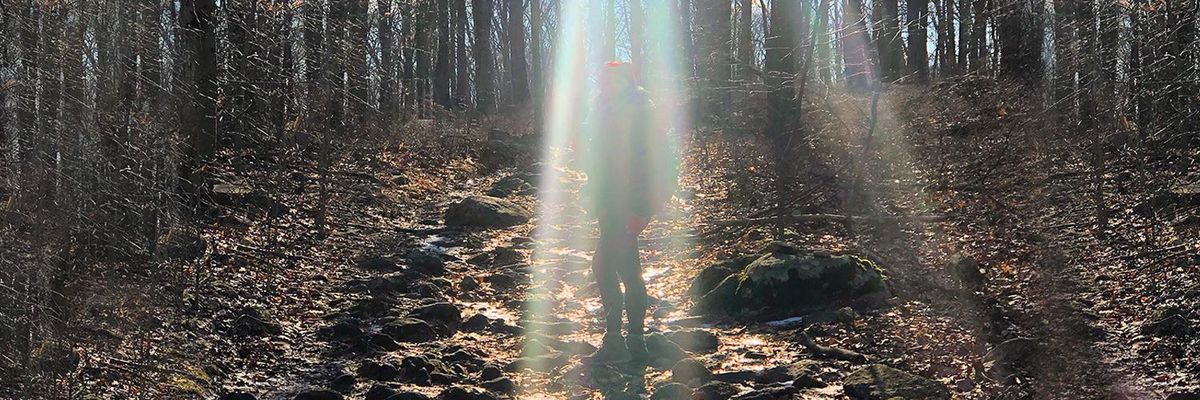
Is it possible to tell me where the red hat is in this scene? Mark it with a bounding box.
[600,61,636,92]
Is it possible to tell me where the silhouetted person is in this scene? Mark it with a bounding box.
[579,61,676,364]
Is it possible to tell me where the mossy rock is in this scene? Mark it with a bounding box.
[694,243,887,317]
[444,196,532,228]
[486,175,537,198]
[843,364,950,400]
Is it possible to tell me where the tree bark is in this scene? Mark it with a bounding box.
[736,0,753,80]
[507,0,530,104]
[178,0,219,213]
[379,0,397,120]
[876,0,903,79]
[474,0,497,113]
[434,0,453,107]
[907,0,930,81]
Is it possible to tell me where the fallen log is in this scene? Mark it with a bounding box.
[797,331,869,363]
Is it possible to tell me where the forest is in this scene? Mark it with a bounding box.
[0,0,1197,399]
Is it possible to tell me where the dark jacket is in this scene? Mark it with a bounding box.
[580,87,678,219]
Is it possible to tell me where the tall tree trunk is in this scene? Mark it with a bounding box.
[765,0,798,239]
[876,0,903,79]
[907,0,930,81]
[958,0,971,68]
[178,0,219,213]
[379,0,397,120]
[844,0,873,89]
[1052,0,1074,119]
[434,0,453,107]
[697,0,732,118]
[970,0,988,70]
[1075,0,1107,231]
[507,0,530,104]
[454,0,471,104]
[679,0,696,78]
[349,0,370,120]
[736,0,753,80]
[531,0,544,127]
[474,0,497,113]
[630,0,645,65]
[304,0,323,110]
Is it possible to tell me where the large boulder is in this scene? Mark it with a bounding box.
[843,364,950,400]
[693,243,887,317]
[444,196,532,228]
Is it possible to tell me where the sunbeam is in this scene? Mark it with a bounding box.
[520,0,689,397]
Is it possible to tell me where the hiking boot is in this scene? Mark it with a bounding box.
[584,334,632,365]
[626,334,649,363]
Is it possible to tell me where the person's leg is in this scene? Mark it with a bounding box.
[592,224,624,336]
[586,218,632,364]
[614,220,650,362]
[614,233,647,336]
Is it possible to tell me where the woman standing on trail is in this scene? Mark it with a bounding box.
[578,61,678,365]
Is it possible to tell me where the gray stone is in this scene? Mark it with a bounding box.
[843,364,950,400]
[695,244,888,317]
[445,196,532,228]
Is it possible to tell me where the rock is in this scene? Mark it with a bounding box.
[358,360,400,381]
[382,318,439,343]
[407,251,447,276]
[330,374,356,393]
[650,382,691,400]
[734,384,798,400]
[479,364,504,381]
[366,276,406,296]
[645,333,689,367]
[435,386,498,400]
[843,364,950,400]
[710,370,757,384]
[693,381,738,400]
[319,318,364,341]
[399,356,454,385]
[467,247,526,268]
[365,385,433,400]
[666,329,719,353]
[459,276,481,292]
[231,306,282,337]
[364,385,398,400]
[835,306,860,324]
[1167,392,1200,400]
[949,255,985,289]
[507,353,570,373]
[487,175,537,197]
[479,377,516,394]
[294,389,344,400]
[409,302,462,336]
[754,360,825,388]
[983,337,1040,378]
[356,256,400,272]
[368,333,402,351]
[461,314,491,332]
[220,393,257,400]
[1140,304,1192,336]
[445,196,532,228]
[670,358,712,383]
[688,255,761,298]
[695,245,888,317]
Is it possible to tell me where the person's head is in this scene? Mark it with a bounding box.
[599,61,636,95]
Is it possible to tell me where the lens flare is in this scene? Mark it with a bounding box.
[520,1,690,396]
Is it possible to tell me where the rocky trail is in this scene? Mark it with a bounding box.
[54,82,1197,400]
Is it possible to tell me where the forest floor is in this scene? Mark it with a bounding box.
[18,79,1198,400]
